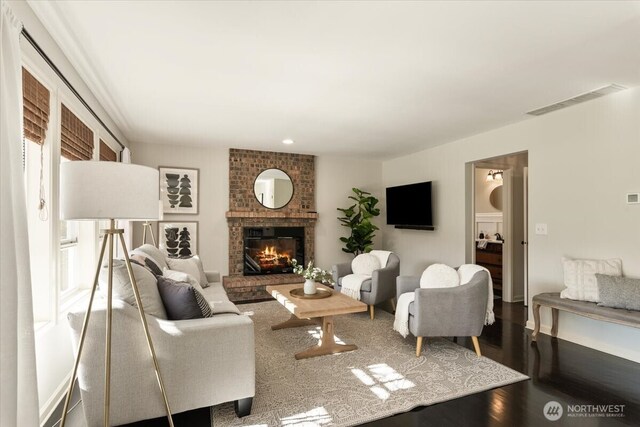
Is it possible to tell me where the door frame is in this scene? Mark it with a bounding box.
[465,151,529,304]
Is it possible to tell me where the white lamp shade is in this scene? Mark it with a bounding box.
[60,161,160,220]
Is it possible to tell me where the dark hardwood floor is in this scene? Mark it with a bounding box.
[363,300,640,427]
[122,300,640,427]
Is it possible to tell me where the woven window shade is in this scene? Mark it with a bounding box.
[61,104,94,161]
[99,140,117,162]
[22,68,50,145]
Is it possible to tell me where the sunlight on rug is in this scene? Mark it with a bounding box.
[212,301,528,426]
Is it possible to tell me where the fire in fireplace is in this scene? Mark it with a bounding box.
[244,227,304,275]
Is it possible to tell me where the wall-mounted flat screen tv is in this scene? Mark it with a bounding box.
[386,181,434,229]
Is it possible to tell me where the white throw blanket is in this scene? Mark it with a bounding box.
[394,292,417,338]
[393,264,495,338]
[341,274,371,300]
[341,250,393,301]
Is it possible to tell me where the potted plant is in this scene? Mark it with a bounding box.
[337,188,381,255]
[291,259,334,294]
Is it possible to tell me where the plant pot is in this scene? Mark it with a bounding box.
[303,279,317,295]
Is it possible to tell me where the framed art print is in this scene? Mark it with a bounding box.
[159,167,199,214]
[159,221,198,258]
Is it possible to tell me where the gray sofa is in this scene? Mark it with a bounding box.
[67,247,255,427]
[332,253,401,319]
[396,270,489,357]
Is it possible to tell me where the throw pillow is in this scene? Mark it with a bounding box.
[351,253,381,276]
[156,276,213,320]
[98,260,167,319]
[162,268,203,292]
[560,258,622,302]
[420,264,460,289]
[130,251,163,276]
[166,257,208,287]
[136,244,168,270]
[192,255,209,288]
[596,274,640,311]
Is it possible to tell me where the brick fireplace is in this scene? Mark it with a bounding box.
[224,149,318,302]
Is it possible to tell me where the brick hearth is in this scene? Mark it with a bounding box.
[225,149,318,302]
[223,274,304,303]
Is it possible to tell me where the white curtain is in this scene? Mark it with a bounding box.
[0,3,40,426]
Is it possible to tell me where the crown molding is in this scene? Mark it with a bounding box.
[26,0,132,136]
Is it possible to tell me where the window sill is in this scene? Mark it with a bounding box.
[34,320,54,336]
[34,289,93,336]
[59,288,92,315]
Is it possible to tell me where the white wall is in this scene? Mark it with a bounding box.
[130,142,230,274]
[315,156,384,269]
[383,88,640,362]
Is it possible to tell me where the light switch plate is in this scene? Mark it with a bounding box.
[627,193,639,204]
[535,223,548,235]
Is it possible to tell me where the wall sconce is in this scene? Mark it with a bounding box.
[486,170,503,182]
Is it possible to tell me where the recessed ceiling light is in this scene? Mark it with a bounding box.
[282,139,294,145]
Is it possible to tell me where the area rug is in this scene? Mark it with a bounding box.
[212,301,528,426]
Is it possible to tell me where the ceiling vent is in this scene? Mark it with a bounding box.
[526,84,626,116]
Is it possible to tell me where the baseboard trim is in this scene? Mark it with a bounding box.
[40,371,72,426]
[524,320,640,363]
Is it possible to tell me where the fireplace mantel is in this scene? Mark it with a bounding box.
[226,211,318,220]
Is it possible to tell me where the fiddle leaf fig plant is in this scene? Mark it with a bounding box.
[337,188,381,256]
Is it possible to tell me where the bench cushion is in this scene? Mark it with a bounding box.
[533,292,640,327]
[200,283,241,315]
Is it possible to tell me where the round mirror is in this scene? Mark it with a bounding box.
[489,185,503,211]
[253,168,294,209]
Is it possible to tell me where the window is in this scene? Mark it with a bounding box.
[22,67,50,146]
[21,62,121,326]
[58,104,97,300]
[24,137,53,323]
[60,103,94,161]
[59,215,79,294]
[100,140,117,162]
[22,67,53,323]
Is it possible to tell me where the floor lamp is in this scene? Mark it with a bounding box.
[142,200,164,247]
[59,161,174,427]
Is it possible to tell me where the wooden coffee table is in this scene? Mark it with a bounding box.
[266,283,367,359]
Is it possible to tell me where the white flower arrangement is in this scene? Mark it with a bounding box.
[291,259,334,284]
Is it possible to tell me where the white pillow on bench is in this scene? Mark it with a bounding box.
[560,257,622,302]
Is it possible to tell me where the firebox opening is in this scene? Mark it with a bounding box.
[244,227,304,275]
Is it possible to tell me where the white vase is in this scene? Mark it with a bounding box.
[303,279,317,295]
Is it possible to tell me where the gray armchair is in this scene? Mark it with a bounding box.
[396,270,489,357]
[332,253,400,319]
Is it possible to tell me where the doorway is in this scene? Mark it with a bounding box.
[466,151,528,305]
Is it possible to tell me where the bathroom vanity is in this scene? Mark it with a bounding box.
[476,240,503,298]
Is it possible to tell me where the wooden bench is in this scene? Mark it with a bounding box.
[532,292,640,341]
